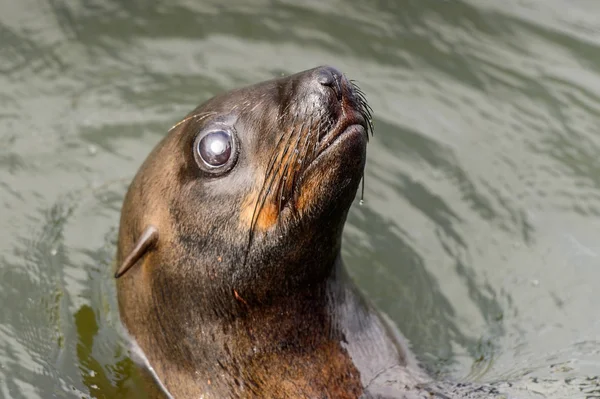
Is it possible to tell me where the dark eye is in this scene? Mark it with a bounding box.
[198,130,232,167]
[193,128,237,173]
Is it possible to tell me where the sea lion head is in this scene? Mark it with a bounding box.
[115,65,372,331]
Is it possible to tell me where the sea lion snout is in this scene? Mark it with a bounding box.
[291,66,348,122]
[312,65,344,98]
[290,65,371,144]
[315,66,337,85]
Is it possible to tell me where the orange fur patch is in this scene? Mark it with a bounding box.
[239,189,280,231]
[295,168,322,214]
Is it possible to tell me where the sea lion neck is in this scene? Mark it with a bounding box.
[136,257,366,398]
[149,256,344,356]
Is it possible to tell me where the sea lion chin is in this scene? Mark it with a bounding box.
[113,66,427,399]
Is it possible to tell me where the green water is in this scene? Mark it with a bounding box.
[1,1,600,397]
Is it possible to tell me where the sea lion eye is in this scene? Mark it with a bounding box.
[198,130,232,166]
[193,128,237,173]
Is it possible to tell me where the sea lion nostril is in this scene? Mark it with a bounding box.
[315,66,344,101]
[316,68,335,87]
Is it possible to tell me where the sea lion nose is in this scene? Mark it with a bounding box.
[316,67,335,87]
[315,66,343,98]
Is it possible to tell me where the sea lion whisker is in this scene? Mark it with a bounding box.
[265,110,301,181]
[278,105,308,206]
[321,118,332,149]
[299,114,317,169]
[278,101,295,121]
[361,97,373,114]
[168,112,216,133]
[250,113,300,228]
[288,102,316,172]
[349,82,374,137]
[349,83,370,105]
[291,114,318,197]
[277,119,307,214]
[357,102,373,137]
[280,118,312,213]
[314,117,324,154]
[349,80,365,94]
[357,96,373,119]
[242,118,300,270]
[354,92,370,113]
[304,109,327,165]
[272,102,312,217]
[359,99,373,120]
[277,163,290,215]
[246,111,301,252]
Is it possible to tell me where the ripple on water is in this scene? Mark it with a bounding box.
[1,0,600,398]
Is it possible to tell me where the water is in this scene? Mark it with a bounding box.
[1,0,600,397]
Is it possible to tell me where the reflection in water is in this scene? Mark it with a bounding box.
[0,188,135,398]
[75,305,147,399]
[1,0,600,397]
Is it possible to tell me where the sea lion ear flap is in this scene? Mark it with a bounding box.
[114,225,159,279]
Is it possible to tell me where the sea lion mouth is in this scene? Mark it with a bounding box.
[295,115,368,197]
[314,76,373,156]
[312,113,369,166]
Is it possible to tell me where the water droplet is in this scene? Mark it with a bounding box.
[359,200,364,206]
[50,248,58,256]
[88,145,97,155]
[531,279,540,287]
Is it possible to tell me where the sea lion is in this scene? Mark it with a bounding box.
[113,66,504,399]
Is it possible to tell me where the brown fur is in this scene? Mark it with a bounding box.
[115,66,427,398]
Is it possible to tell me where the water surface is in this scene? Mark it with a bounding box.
[1,0,600,397]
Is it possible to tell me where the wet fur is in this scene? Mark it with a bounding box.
[114,67,503,398]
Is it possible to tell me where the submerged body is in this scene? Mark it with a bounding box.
[114,66,553,398]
